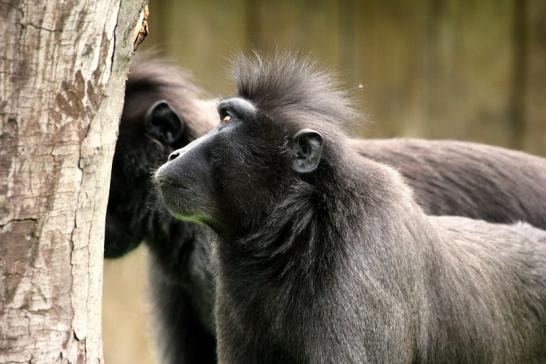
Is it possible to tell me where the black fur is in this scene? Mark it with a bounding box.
[108,55,546,363]
[104,52,217,364]
[155,54,546,363]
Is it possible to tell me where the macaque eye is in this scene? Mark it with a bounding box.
[222,115,232,124]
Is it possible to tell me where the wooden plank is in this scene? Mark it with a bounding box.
[347,1,517,145]
[246,0,342,72]
[350,0,430,137]
[146,0,249,95]
[522,0,546,155]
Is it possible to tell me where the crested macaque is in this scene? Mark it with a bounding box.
[154,55,546,363]
[105,52,218,364]
[107,55,546,363]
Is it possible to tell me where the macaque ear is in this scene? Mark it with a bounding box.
[289,129,324,174]
[145,100,185,145]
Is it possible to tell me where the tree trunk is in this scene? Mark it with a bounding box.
[0,0,147,362]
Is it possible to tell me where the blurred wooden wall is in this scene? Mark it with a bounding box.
[147,0,546,154]
[103,1,546,364]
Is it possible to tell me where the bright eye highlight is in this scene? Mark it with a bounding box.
[222,115,232,124]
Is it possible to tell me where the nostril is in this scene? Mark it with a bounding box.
[168,150,180,162]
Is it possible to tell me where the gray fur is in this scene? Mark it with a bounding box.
[206,55,546,363]
[354,138,546,228]
[111,54,546,364]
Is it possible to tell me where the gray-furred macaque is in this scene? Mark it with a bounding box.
[154,55,546,363]
[107,53,546,364]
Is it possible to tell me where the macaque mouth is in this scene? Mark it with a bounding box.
[155,176,190,191]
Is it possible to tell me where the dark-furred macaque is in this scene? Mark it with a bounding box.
[105,52,217,364]
[155,55,546,363]
[107,54,546,363]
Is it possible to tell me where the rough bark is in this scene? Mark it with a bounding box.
[0,0,147,362]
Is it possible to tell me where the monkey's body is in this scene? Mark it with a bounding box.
[427,217,546,362]
[107,56,546,364]
[150,137,546,364]
[147,226,216,363]
[215,170,546,363]
[355,138,546,228]
[155,55,546,363]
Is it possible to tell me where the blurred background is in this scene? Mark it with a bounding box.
[103,0,546,363]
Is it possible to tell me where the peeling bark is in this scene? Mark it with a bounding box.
[0,0,147,363]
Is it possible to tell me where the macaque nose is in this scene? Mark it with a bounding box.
[168,150,180,162]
